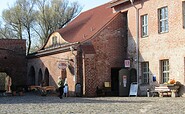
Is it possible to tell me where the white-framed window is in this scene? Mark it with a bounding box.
[141,14,148,37]
[158,7,168,33]
[161,60,169,83]
[52,36,57,46]
[182,1,185,28]
[141,62,149,84]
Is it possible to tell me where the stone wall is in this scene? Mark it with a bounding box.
[0,39,26,86]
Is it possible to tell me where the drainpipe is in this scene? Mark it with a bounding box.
[130,0,139,84]
[70,46,77,84]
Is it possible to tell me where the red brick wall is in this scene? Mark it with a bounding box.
[27,13,128,97]
[83,13,128,96]
[0,39,26,86]
[27,50,77,96]
[113,0,185,96]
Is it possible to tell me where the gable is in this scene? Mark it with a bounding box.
[44,32,68,49]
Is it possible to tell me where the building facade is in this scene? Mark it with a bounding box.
[111,0,185,96]
[27,3,128,97]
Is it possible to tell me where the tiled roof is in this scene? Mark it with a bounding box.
[55,3,118,43]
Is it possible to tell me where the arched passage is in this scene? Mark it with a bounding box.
[44,68,49,86]
[130,68,137,83]
[38,69,43,86]
[28,66,35,86]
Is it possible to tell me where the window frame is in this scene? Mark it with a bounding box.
[52,36,57,46]
[160,59,169,83]
[141,14,148,37]
[141,62,149,84]
[182,1,185,28]
[158,6,169,33]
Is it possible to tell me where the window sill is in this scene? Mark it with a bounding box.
[141,35,149,38]
[159,31,169,34]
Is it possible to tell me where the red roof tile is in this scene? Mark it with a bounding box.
[56,3,118,43]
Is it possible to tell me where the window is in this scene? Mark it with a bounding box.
[141,62,149,84]
[158,7,168,33]
[141,14,148,37]
[52,36,57,46]
[182,2,185,28]
[161,60,169,83]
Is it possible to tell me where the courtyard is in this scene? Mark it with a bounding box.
[0,93,184,114]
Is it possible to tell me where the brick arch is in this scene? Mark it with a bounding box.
[44,68,49,86]
[38,69,43,86]
[27,66,35,86]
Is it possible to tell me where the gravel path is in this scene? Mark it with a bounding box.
[0,93,184,114]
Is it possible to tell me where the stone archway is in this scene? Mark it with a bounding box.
[28,66,35,86]
[44,68,49,86]
[130,68,137,83]
[38,69,43,86]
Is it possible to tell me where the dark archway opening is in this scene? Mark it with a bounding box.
[44,68,49,86]
[38,69,43,86]
[28,66,35,86]
[130,68,137,83]
[111,68,122,96]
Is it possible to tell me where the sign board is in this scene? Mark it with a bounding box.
[129,82,138,96]
[58,62,67,69]
[124,60,130,68]
[123,75,127,87]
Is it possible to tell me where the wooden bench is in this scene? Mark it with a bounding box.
[151,87,171,97]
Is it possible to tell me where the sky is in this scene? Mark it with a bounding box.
[0,0,111,15]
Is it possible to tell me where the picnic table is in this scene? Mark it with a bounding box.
[151,84,180,97]
[29,85,56,96]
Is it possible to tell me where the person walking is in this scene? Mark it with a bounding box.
[58,76,64,99]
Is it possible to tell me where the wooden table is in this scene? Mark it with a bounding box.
[29,85,56,96]
[151,84,180,97]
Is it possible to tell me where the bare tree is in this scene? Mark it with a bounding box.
[0,0,82,54]
[2,4,24,39]
[0,24,17,39]
[35,0,82,45]
[17,0,37,54]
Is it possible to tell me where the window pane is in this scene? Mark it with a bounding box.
[141,14,148,37]
[142,62,149,84]
[161,60,169,83]
[159,7,168,33]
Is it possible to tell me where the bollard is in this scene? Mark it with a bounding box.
[147,89,150,97]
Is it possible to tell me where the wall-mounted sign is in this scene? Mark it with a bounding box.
[123,75,127,87]
[58,62,67,69]
[124,60,130,68]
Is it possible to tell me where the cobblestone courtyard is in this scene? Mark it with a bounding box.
[0,93,185,114]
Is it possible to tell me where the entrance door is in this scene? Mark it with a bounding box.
[111,68,121,96]
[119,69,130,96]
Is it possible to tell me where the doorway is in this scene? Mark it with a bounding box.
[111,68,121,96]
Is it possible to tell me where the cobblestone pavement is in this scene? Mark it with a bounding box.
[0,93,185,114]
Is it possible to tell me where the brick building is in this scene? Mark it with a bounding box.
[27,3,128,97]
[110,0,185,96]
[0,39,26,88]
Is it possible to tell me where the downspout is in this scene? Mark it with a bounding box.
[70,46,77,84]
[130,0,139,84]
